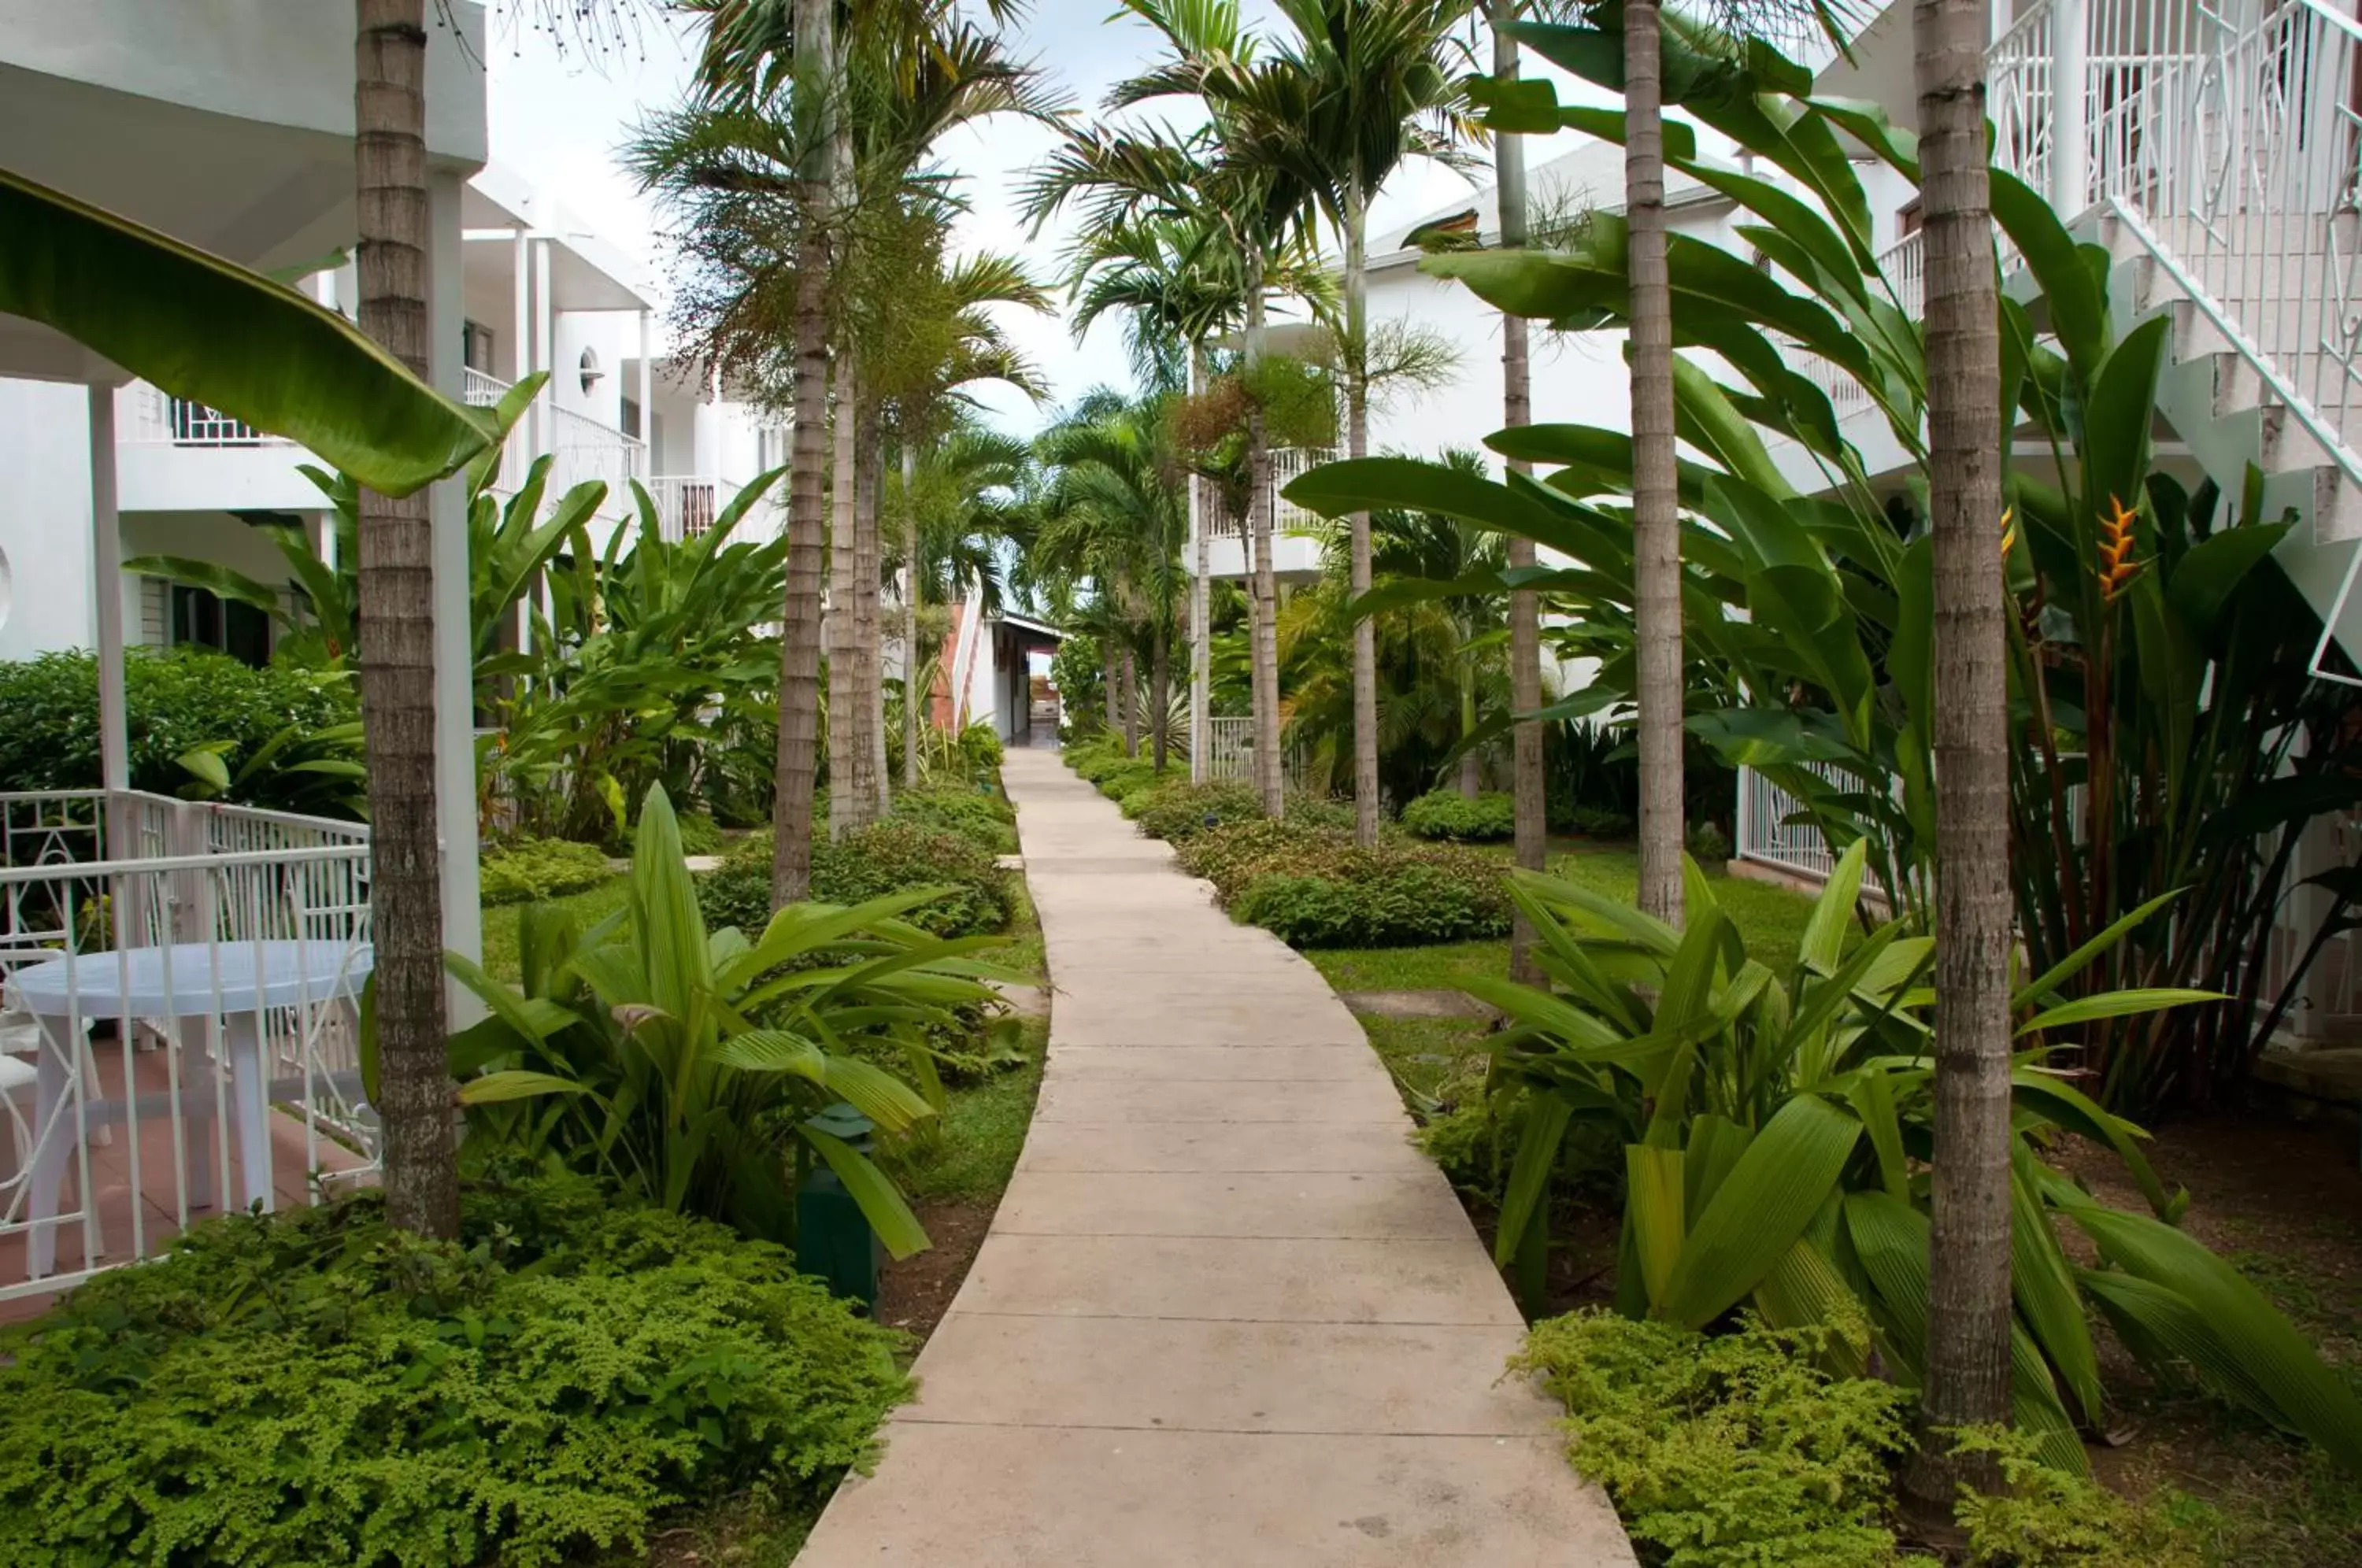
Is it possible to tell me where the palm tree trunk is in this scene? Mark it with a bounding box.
[1244,249,1285,818]
[1101,639,1120,739]
[1901,0,2013,1517]
[1190,352,1213,783]
[1627,0,1686,926]
[1494,2,1546,984]
[354,0,457,1241]
[1119,642,1139,756]
[852,397,885,824]
[772,0,832,906]
[1459,653,1482,798]
[1346,170,1380,848]
[827,352,861,838]
[1151,617,1171,773]
[902,445,920,790]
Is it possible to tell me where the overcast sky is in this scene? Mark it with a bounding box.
[480,0,1595,434]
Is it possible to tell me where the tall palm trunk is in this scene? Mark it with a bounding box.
[1150,617,1171,773]
[1119,642,1140,756]
[853,397,886,823]
[827,353,862,838]
[354,0,457,1240]
[1901,0,2013,1515]
[1346,168,1379,847]
[772,0,832,906]
[1458,649,1482,797]
[1189,347,1212,781]
[1101,639,1120,738]
[1244,248,1286,817]
[1494,2,1546,983]
[1626,0,1685,925]
[901,446,920,790]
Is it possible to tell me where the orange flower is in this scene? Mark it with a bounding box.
[2097,495,2142,602]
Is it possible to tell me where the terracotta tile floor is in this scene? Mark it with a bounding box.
[0,1041,372,1324]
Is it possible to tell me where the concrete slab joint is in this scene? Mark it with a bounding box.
[795,749,1635,1566]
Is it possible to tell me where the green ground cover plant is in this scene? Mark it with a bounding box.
[890,781,1020,855]
[1401,788,1516,842]
[1169,815,1510,948]
[698,818,1010,940]
[479,834,616,906]
[0,1177,909,1568]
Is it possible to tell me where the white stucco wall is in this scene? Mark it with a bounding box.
[0,382,98,661]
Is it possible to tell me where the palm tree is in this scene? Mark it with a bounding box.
[1364,449,1507,795]
[1901,0,2014,1517]
[1619,0,1688,928]
[1027,6,1324,814]
[1260,0,1475,845]
[353,0,461,1239]
[1034,390,1191,773]
[1486,0,1549,985]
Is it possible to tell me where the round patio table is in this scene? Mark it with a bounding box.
[6,940,372,1278]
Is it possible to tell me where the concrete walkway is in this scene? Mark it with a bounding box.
[798,749,1635,1566]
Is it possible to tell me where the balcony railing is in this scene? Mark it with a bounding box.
[0,790,374,1302]
[647,475,733,541]
[1205,447,1342,542]
[117,384,294,449]
[462,365,509,408]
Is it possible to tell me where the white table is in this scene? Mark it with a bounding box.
[6,940,371,1278]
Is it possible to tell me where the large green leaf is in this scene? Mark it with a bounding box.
[0,165,490,495]
[1656,1094,1860,1329]
[804,1126,932,1260]
[2062,1197,2362,1469]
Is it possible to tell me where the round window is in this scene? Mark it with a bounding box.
[579,349,604,396]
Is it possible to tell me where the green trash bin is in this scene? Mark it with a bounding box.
[796,1102,883,1311]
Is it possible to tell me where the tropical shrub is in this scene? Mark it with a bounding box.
[0,1177,908,1568]
[1686,820,1731,864]
[479,834,614,906]
[450,786,1010,1256]
[698,819,1010,941]
[891,781,1019,855]
[1174,818,1509,948]
[1124,778,1263,841]
[1475,845,2362,1476]
[1513,1309,1911,1567]
[1401,788,1516,842]
[1295,26,2361,1110]
[1069,733,1160,800]
[1568,804,1636,839]
[1051,631,1105,737]
[0,648,364,818]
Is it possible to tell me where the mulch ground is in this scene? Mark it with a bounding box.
[875,1199,998,1344]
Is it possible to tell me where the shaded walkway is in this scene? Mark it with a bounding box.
[798,749,1634,1566]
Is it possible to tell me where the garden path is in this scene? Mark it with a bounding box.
[797,749,1635,1566]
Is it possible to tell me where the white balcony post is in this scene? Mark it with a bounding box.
[637,309,653,448]
[87,385,129,870]
[534,235,553,455]
[2051,0,2088,215]
[431,172,484,983]
[512,223,532,458]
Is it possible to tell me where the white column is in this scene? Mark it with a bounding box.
[636,309,653,454]
[511,223,531,453]
[534,235,553,452]
[87,386,128,797]
[430,172,483,980]
[2051,0,2088,216]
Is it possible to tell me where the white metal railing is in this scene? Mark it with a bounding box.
[0,790,374,1301]
[116,383,294,449]
[1205,448,1341,542]
[1200,716,1309,790]
[548,404,648,502]
[462,366,511,408]
[647,475,734,541]
[1991,0,2362,463]
[1734,764,1841,883]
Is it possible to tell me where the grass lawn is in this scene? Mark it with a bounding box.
[1308,844,1823,996]
[890,1015,1047,1204]
[479,875,631,984]
[971,876,1046,981]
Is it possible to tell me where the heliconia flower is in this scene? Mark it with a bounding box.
[2000,507,2017,561]
[2097,495,2142,602]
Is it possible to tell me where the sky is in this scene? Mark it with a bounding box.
[480,0,1590,435]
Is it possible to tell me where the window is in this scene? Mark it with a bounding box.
[757,425,787,472]
[1897,201,1923,239]
[170,586,271,668]
[621,395,643,442]
[579,348,604,397]
[463,320,498,375]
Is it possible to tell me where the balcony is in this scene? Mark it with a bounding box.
[0,790,376,1310]
[113,383,319,512]
[1193,447,1338,581]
